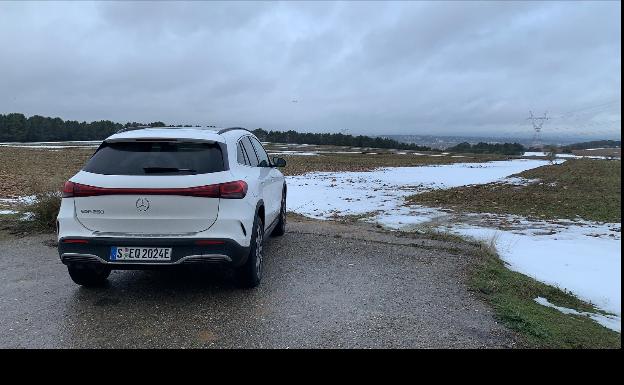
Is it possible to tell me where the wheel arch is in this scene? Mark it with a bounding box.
[255,199,265,225]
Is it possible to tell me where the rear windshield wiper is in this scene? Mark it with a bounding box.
[143,167,197,174]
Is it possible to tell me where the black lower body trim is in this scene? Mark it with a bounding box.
[58,236,250,269]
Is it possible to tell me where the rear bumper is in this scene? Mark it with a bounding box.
[58,236,250,269]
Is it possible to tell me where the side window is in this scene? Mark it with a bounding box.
[236,142,247,165]
[241,137,259,167]
[249,137,270,167]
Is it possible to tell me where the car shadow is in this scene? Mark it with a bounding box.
[78,265,243,296]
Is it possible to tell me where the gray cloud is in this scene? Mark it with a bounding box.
[0,1,620,139]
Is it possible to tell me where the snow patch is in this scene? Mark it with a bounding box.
[522,151,616,160]
[534,297,620,332]
[0,195,37,205]
[449,222,621,323]
[287,159,552,220]
[500,176,541,186]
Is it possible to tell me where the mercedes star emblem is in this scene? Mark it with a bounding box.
[136,197,150,212]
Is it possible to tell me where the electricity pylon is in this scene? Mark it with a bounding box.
[527,111,550,149]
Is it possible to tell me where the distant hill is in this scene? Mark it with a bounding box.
[383,134,615,150]
[561,140,621,152]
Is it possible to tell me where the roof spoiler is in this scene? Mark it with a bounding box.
[115,126,151,134]
[217,127,252,135]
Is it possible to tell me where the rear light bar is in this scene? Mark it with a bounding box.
[62,239,89,244]
[62,180,247,199]
[195,240,225,246]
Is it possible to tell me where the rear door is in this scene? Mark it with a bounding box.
[248,136,282,225]
[240,136,278,227]
[72,140,227,235]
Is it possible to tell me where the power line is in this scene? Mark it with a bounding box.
[551,100,620,120]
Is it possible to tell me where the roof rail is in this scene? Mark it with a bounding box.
[217,127,252,135]
[115,125,224,134]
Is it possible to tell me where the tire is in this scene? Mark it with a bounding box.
[67,264,111,287]
[235,214,264,288]
[271,189,286,237]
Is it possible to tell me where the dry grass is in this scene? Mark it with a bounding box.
[0,147,93,233]
[279,152,506,176]
[0,177,63,233]
[408,159,621,223]
[572,148,621,158]
[0,147,93,197]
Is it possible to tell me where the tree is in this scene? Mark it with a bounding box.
[544,145,558,164]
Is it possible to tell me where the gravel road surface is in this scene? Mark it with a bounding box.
[0,216,516,348]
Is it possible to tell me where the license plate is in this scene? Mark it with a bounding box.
[110,246,172,262]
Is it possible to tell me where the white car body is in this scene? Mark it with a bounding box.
[57,127,286,287]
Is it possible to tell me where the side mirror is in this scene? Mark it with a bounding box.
[271,157,287,168]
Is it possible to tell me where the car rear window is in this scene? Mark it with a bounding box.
[83,141,225,175]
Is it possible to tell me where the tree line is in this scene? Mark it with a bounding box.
[0,113,433,151]
[445,142,526,155]
[251,128,433,151]
[0,113,171,142]
[561,140,621,152]
[1,112,530,154]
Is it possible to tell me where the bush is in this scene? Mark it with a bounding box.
[544,146,558,164]
[25,191,61,232]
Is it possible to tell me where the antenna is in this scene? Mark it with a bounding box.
[527,111,550,149]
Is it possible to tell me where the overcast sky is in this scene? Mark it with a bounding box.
[0,1,620,138]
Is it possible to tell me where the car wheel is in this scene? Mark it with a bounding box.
[67,264,111,287]
[235,214,264,288]
[271,189,286,237]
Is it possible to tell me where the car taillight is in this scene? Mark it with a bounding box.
[219,180,248,199]
[62,181,76,198]
[61,180,247,199]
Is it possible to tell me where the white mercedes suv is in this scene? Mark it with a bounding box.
[57,127,287,288]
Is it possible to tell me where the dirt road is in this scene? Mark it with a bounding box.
[0,216,516,348]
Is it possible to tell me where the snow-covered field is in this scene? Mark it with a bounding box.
[287,159,554,219]
[267,150,319,156]
[523,151,618,160]
[286,158,621,332]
